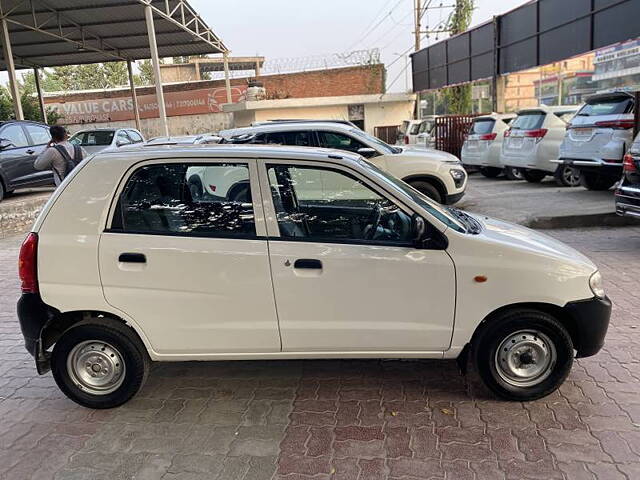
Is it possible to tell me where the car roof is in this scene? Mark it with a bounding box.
[95,143,363,165]
[220,121,358,137]
[0,119,48,127]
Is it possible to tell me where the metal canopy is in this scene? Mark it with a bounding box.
[0,0,228,70]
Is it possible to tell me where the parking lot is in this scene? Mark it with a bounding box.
[1,199,640,479]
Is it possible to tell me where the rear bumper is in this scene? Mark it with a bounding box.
[615,186,640,218]
[501,152,555,173]
[17,293,57,373]
[563,296,611,358]
[554,158,623,178]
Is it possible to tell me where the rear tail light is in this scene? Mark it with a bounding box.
[479,133,497,141]
[595,119,635,130]
[623,153,638,173]
[523,128,548,138]
[19,232,38,294]
[404,135,409,145]
[504,129,511,137]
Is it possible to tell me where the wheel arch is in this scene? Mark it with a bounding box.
[402,174,447,199]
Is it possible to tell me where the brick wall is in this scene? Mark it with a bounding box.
[44,64,386,104]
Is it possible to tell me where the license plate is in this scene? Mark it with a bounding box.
[467,140,478,149]
[573,128,593,137]
[509,137,523,148]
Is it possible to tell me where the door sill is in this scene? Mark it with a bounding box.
[149,350,447,361]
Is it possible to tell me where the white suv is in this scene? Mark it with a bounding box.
[18,144,610,408]
[220,122,467,204]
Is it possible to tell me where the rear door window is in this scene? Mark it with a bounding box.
[511,112,546,130]
[258,131,313,147]
[469,119,495,135]
[577,96,634,117]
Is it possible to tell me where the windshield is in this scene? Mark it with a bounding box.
[70,131,114,146]
[350,128,401,154]
[356,157,466,233]
[577,96,634,116]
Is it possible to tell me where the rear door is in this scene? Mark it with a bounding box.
[259,159,456,352]
[99,158,281,356]
[504,111,547,157]
[0,123,42,189]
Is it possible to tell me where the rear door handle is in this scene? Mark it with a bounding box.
[26,149,35,155]
[118,252,146,263]
[293,259,322,269]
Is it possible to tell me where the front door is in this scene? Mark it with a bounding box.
[0,123,41,189]
[99,160,281,356]
[260,160,455,352]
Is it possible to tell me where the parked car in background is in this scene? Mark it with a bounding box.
[615,131,640,218]
[398,119,424,145]
[145,134,222,145]
[461,113,518,179]
[500,105,581,186]
[0,120,53,201]
[69,128,145,154]
[416,116,437,148]
[17,144,610,408]
[556,91,635,190]
[220,121,467,204]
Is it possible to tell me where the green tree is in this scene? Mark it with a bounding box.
[47,62,130,90]
[135,59,156,86]
[442,0,475,114]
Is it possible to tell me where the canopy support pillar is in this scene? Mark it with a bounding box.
[223,52,232,103]
[145,6,169,137]
[33,68,46,123]
[127,60,141,132]
[1,17,23,120]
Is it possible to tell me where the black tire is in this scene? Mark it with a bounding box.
[479,167,502,178]
[521,169,547,183]
[579,172,617,191]
[51,318,150,409]
[409,180,442,203]
[504,167,523,181]
[0,181,4,202]
[188,176,204,200]
[473,309,573,401]
[554,165,581,187]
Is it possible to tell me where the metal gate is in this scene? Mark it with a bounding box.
[434,115,478,159]
[374,125,399,145]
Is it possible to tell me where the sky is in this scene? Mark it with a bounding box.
[188,0,526,91]
[4,0,526,91]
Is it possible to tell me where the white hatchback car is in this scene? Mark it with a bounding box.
[69,127,145,155]
[18,145,610,408]
[500,106,581,186]
[461,114,516,178]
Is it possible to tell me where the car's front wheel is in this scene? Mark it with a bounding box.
[408,180,442,203]
[51,318,149,409]
[473,309,573,401]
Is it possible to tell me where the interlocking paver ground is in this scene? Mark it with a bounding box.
[1,223,639,479]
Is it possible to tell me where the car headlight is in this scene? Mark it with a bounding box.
[589,271,605,299]
[449,168,466,188]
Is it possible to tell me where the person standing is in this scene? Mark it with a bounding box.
[34,125,86,186]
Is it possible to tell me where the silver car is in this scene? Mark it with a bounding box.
[557,91,635,190]
[69,128,145,154]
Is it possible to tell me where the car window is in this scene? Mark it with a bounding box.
[577,96,634,117]
[113,163,255,237]
[469,119,495,135]
[267,164,413,245]
[24,124,51,145]
[128,130,144,143]
[0,124,29,148]
[116,131,133,145]
[71,130,115,146]
[317,131,366,154]
[409,123,421,135]
[256,131,313,147]
[511,112,546,130]
[418,120,434,134]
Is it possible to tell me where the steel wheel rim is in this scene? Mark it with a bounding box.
[67,340,126,395]
[494,330,556,387]
[563,167,581,186]
[511,168,523,180]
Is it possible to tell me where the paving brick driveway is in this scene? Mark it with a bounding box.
[1,226,640,480]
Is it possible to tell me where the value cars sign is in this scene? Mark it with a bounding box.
[48,85,247,124]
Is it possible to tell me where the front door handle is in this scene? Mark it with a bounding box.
[118,252,146,263]
[26,149,35,155]
[293,259,322,269]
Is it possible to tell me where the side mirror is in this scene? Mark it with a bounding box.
[411,214,426,244]
[357,147,377,158]
[411,214,448,249]
[0,138,14,149]
[116,140,127,147]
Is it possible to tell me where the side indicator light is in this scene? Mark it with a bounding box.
[474,275,487,283]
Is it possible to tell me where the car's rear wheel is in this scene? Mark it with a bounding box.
[409,180,442,203]
[0,181,4,202]
[579,172,617,191]
[188,176,204,200]
[522,169,547,183]
[554,165,581,187]
[479,167,502,178]
[504,167,523,181]
[51,319,149,409]
[473,309,573,401]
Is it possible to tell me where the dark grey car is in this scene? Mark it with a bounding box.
[0,120,53,201]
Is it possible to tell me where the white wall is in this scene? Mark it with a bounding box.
[364,101,414,134]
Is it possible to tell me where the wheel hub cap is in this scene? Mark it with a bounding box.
[67,341,125,395]
[495,331,556,387]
